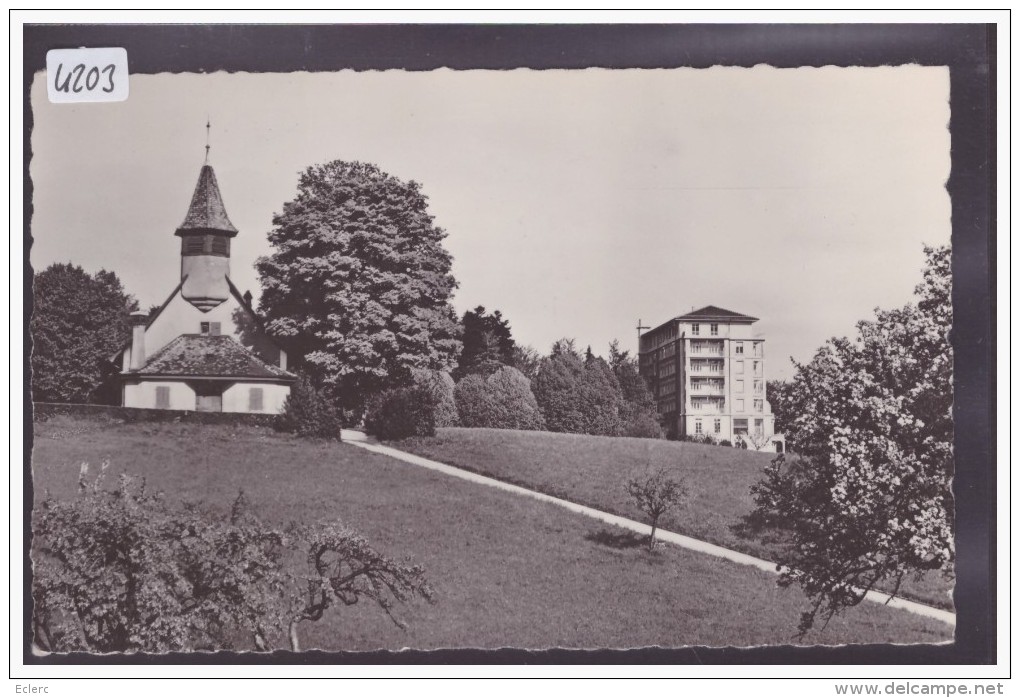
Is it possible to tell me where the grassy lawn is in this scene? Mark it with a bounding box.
[397,428,955,611]
[31,415,952,650]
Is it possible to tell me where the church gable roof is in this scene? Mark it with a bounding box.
[176,165,238,236]
[675,305,759,323]
[130,334,294,380]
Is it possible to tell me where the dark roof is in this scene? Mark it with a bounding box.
[130,334,294,380]
[675,305,759,323]
[176,165,238,236]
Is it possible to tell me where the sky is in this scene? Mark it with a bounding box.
[29,66,951,379]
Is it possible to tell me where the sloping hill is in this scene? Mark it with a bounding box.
[398,428,954,611]
[31,416,951,650]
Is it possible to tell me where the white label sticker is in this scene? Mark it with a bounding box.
[46,47,129,103]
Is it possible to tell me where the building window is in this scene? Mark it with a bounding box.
[200,322,210,334]
[735,379,744,393]
[249,387,264,411]
[710,323,718,336]
[691,323,700,336]
[155,386,170,409]
[210,322,221,336]
[754,399,763,413]
[755,418,764,430]
[695,419,703,434]
[736,399,745,412]
[735,360,744,374]
[754,380,763,395]
[734,418,748,435]
[735,342,744,355]
[714,418,721,434]
[753,361,761,375]
[754,342,763,357]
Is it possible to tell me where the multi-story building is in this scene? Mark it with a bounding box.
[638,306,782,451]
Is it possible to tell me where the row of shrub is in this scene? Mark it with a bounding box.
[357,343,663,442]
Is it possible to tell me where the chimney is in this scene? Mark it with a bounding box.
[129,311,148,370]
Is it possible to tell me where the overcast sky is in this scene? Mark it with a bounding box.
[29,66,950,379]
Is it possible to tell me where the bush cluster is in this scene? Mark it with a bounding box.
[278,376,343,439]
[454,366,545,431]
[363,385,438,440]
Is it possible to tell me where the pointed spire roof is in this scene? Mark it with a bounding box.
[175,165,238,237]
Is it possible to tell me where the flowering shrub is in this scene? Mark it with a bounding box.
[750,246,953,634]
[32,463,433,652]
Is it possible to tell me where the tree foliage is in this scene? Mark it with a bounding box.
[31,263,138,404]
[363,385,439,441]
[750,245,953,634]
[456,306,516,378]
[278,375,344,438]
[626,469,688,550]
[454,366,545,431]
[255,161,462,413]
[609,340,663,439]
[411,368,459,428]
[766,379,796,444]
[32,465,432,653]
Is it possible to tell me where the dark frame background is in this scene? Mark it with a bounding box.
[20,22,996,669]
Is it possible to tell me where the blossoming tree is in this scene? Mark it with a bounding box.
[751,245,953,633]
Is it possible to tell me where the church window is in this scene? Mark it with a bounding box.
[155,386,170,409]
[249,387,264,411]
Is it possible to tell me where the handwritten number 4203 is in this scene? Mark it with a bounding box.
[53,62,116,94]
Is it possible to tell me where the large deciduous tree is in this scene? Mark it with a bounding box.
[31,263,138,404]
[255,161,462,413]
[750,245,953,634]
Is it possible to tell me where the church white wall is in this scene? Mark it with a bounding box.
[221,382,290,414]
[141,289,284,367]
[123,380,196,410]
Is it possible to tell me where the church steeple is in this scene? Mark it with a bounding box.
[177,137,237,311]
[176,164,238,237]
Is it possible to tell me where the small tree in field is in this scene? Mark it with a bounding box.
[626,469,688,551]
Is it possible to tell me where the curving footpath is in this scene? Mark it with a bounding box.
[340,429,956,628]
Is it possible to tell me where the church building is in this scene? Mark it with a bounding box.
[115,155,295,414]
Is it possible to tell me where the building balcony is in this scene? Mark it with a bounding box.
[689,383,725,395]
[688,398,725,414]
[689,343,725,356]
[689,364,725,376]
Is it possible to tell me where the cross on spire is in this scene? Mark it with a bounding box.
[204,118,211,164]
